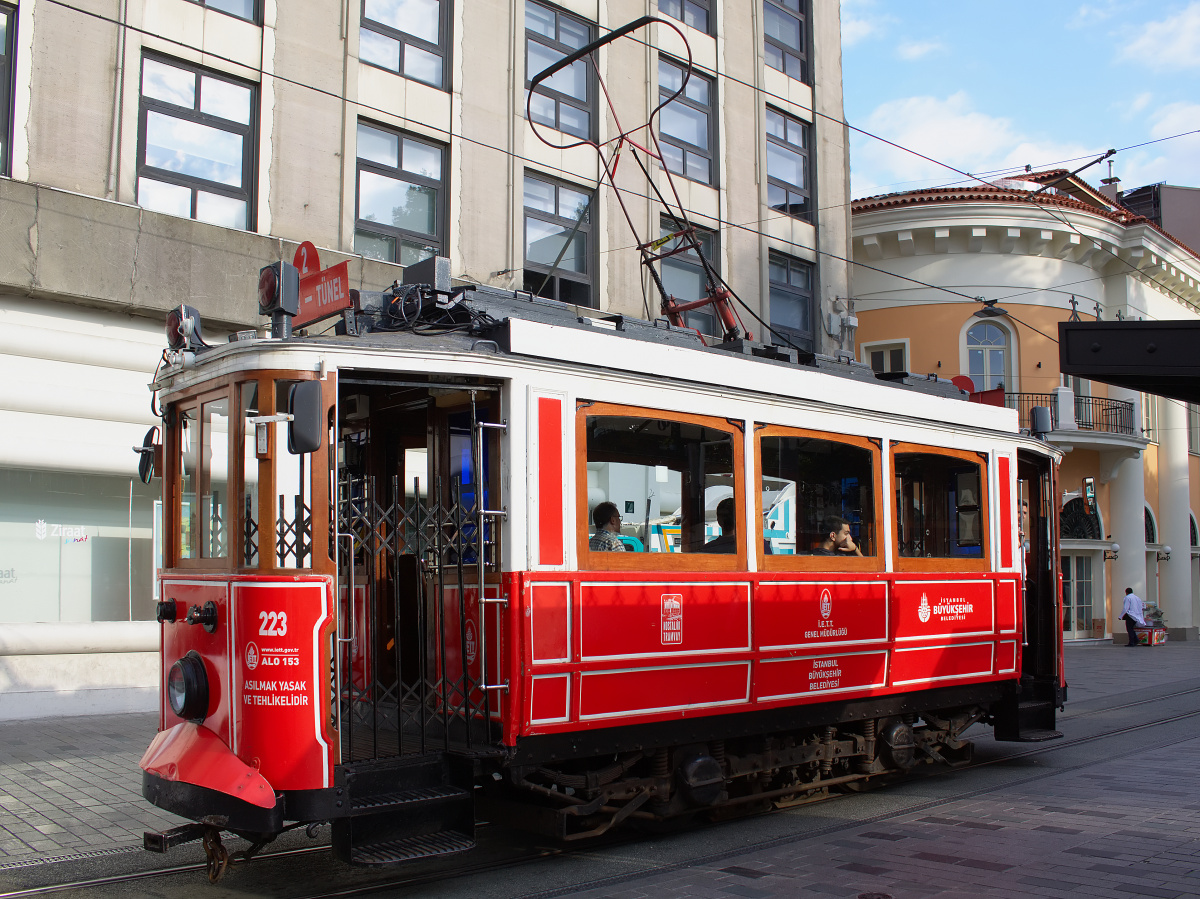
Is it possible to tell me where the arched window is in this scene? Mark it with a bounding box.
[1190,513,1198,548]
[967,323,1009,392]
[1060,498,1101,540]
[1145,507,1157,544]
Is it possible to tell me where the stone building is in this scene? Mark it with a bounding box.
[0,0,851,716]
[851,171,1200,643]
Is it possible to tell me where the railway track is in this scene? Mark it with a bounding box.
[5,693,1199,899]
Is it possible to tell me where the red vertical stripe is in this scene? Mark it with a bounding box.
[999,455,1013,570]
[537,397,564,565]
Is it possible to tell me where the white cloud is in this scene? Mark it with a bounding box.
[1113,102,1200,189]
[840,0,893,47]
[1130,92,1154,115]
[1069,1,1120,28]
[850,92,1093,198]
[896,40,943,60]
[1120,2,1200,70]
[842,16,878,46]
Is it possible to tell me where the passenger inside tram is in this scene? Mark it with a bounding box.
[811,515,863,556]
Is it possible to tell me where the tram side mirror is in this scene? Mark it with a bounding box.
[133,426,162,484]
[288,381,323,454]
[1030,405,1053,438]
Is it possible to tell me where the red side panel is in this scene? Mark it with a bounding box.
[891,642,995,686]
[529,673,570,724]
[892,579,994,640]
[537,396,564,566]
[160,580,233,744]
[140,722,276,809]
[530,582,570,663]
[579,662,750,720]
[995,577,1019,633]
[999,455,1013,570]
[756,581,887,649]
[756,650,888,702]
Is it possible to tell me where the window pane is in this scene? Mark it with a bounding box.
[685,151,710,184]
[661,100,708,149]
[767,141,804,189]
[525,1,556,38]
[684,1,708,31]
[527,89,556,127]
[143,59,195,108]
[661,141,684,174]
[557,103,590,139]
[358,171,437,235]
[895,454,984,558]
[528,41,586,100]
[200,76,251,124]
[768,255,787,283]
[765,42,784,73]
[360,29,401,70]
[586,415,735,554]
[685,75,709,105]
[659,59,683,94]
[660,0,683,19]
[145,111,244,186]
[788,261,810,288]
[784,52,803,81]
[403,43,443,86]
[358,123,399,166]
[179,409,199,560]
[201,398,229,558]
[558,185,590,221]
[770,287,808,331]
[523,174,556,212]
[196,192,247,229]
[526,217,586,272]
[240,382,260,567]
[766,109,785,140]
[206,0,255,19]
[761,436,875,556]
[401,138,441,179]
[662,257,705,301]
[764,4,801,49]
[399,239,437,267]
[558,15,590,49]
[138,177,192,217]
[365,0,439,43]
[355,229,395,261]
[559,278,591,307]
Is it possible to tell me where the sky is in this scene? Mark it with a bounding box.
[841,0,1200,200]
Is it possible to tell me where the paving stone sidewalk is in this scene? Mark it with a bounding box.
[0,641,1196,873]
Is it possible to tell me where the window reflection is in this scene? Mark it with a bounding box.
[895,453,984,558]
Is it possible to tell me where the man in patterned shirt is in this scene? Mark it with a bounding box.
[589,502,626,552]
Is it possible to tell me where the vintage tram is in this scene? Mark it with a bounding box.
[139,265,1064,880]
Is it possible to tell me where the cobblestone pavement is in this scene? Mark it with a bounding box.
[0,641,1198,899]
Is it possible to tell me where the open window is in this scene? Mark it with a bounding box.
[755,427,882,572]
[577,403,744,570]
[892,444,989,571]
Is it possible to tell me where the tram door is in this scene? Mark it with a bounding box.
[995,449,1063,741]
[335,378,503,762]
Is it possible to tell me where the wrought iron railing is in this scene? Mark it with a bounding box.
[1004,393,1136,436]
[1004,393,1056,431]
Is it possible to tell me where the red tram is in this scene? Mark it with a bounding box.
[139,268,1064,880]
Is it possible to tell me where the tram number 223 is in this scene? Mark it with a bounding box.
[259,611,288,636]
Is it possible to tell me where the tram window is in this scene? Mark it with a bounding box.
[179,408,199,559]
[275,381,313,568]
[240,382,259,567]
[200,398,230,558]
[585,414,735,554]
[759,434,875,557]
[894,452,984,558]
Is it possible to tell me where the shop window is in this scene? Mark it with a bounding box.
[766,108,810,221]
[894,449,986,561]
[525,0,594,140]
[0,5,13,177]
[360,0,448,89]
[764,0,807,82]
[354,121,445,265]
[659,218,717,336]
[658,57,715,185]
[758,430,879,568]
[186,0,257,22]
[966,322,1010,392]
[523,171,593,306]
[136,55,256,230]
[658,0,712,34]
[581,407,740,565]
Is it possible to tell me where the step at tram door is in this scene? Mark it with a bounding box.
[333,376,506,763]
[993,449,1064,742]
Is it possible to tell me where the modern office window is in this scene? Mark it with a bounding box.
[766,108,810,221]
[768,251,814,352]
[524,172,593,306]
[185,0,258,22]
[354,121,445,266]
[658,0,712,36]
[659,218,717,336]
[136,56,257,230]
[764,0,807,83]
[0,4,13,178]
[866,342,907,374]
[360,0,448,90]
[525,0,594,140]
[966,322,1010,391]
[658,57,715,186]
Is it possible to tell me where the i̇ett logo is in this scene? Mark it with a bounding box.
[820,588,832,620]
[918,593,932,624]
[245,642,260,671]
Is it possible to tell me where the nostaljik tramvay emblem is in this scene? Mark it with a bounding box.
[820,588,832,619]
[918,593,932,624]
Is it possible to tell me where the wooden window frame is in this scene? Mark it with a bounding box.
[890,442,991,573]
[754,425,884,573]
[575,401,746,572]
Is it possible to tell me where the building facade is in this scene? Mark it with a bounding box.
[851,172,1200,644]
[0,0,851,717]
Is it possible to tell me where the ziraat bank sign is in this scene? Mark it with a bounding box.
[33,520,90,543]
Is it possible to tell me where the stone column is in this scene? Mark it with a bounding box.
[1157,396,1196,639]
[1108,387,1146,636]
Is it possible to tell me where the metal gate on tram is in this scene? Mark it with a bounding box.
[332,400,507,762]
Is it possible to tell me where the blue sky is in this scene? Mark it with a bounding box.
[841,0,1200,199]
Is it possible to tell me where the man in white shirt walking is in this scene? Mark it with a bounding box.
[1121,587,1147,647]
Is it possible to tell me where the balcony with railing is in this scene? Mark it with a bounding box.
[1004,391,1139,438]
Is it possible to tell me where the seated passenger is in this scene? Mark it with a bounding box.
[703,497,737,553]
[812,515,863,556]
[589,501,627,552]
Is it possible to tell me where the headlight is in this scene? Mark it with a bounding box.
[167,651,209,721]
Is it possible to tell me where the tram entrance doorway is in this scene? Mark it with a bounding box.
[334,374,505,763]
